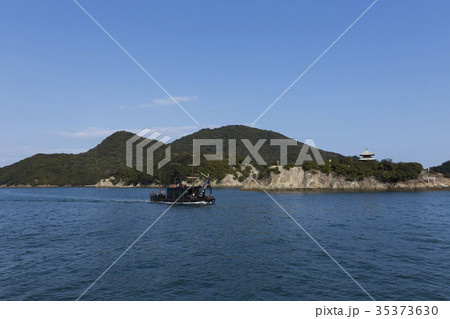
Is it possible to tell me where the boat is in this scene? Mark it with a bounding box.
[150,177,215,205]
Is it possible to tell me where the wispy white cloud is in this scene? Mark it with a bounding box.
[57,125,199,141]
[152,95,198,106]
[147,126,198,139]
[1,126,203,167]
[0,146,89,167]
[137,102,152,108]
[57,127,117,139]
[118,96,198,110]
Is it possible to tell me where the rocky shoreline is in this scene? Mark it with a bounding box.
[241,166,450,192]
[3,166,449,192]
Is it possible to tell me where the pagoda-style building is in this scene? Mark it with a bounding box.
[359,148,376,161]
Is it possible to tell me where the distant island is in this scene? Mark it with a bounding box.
[0,125,449,191]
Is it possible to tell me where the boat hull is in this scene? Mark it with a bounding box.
[151,198,215,205]
[153,200,214,205]
[150,178,215,205]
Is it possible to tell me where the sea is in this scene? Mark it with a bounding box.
[0,188,449,300]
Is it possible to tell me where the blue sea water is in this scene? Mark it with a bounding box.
[0,188,449,301]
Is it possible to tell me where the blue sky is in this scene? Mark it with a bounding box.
[1,0,449,167]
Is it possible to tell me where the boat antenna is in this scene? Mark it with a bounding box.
[154,173,162,192]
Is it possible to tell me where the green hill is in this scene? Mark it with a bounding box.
[0,131,135,186]
[431,161,450,178]
[170,125,343,164]
[0,125,344,186]
[6,125,418,186]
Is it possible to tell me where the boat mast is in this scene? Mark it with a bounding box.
[191,153,194,177]
[171,152,181,186]
[159,170,162,192]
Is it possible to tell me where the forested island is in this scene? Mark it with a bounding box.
[0,125,449,191]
